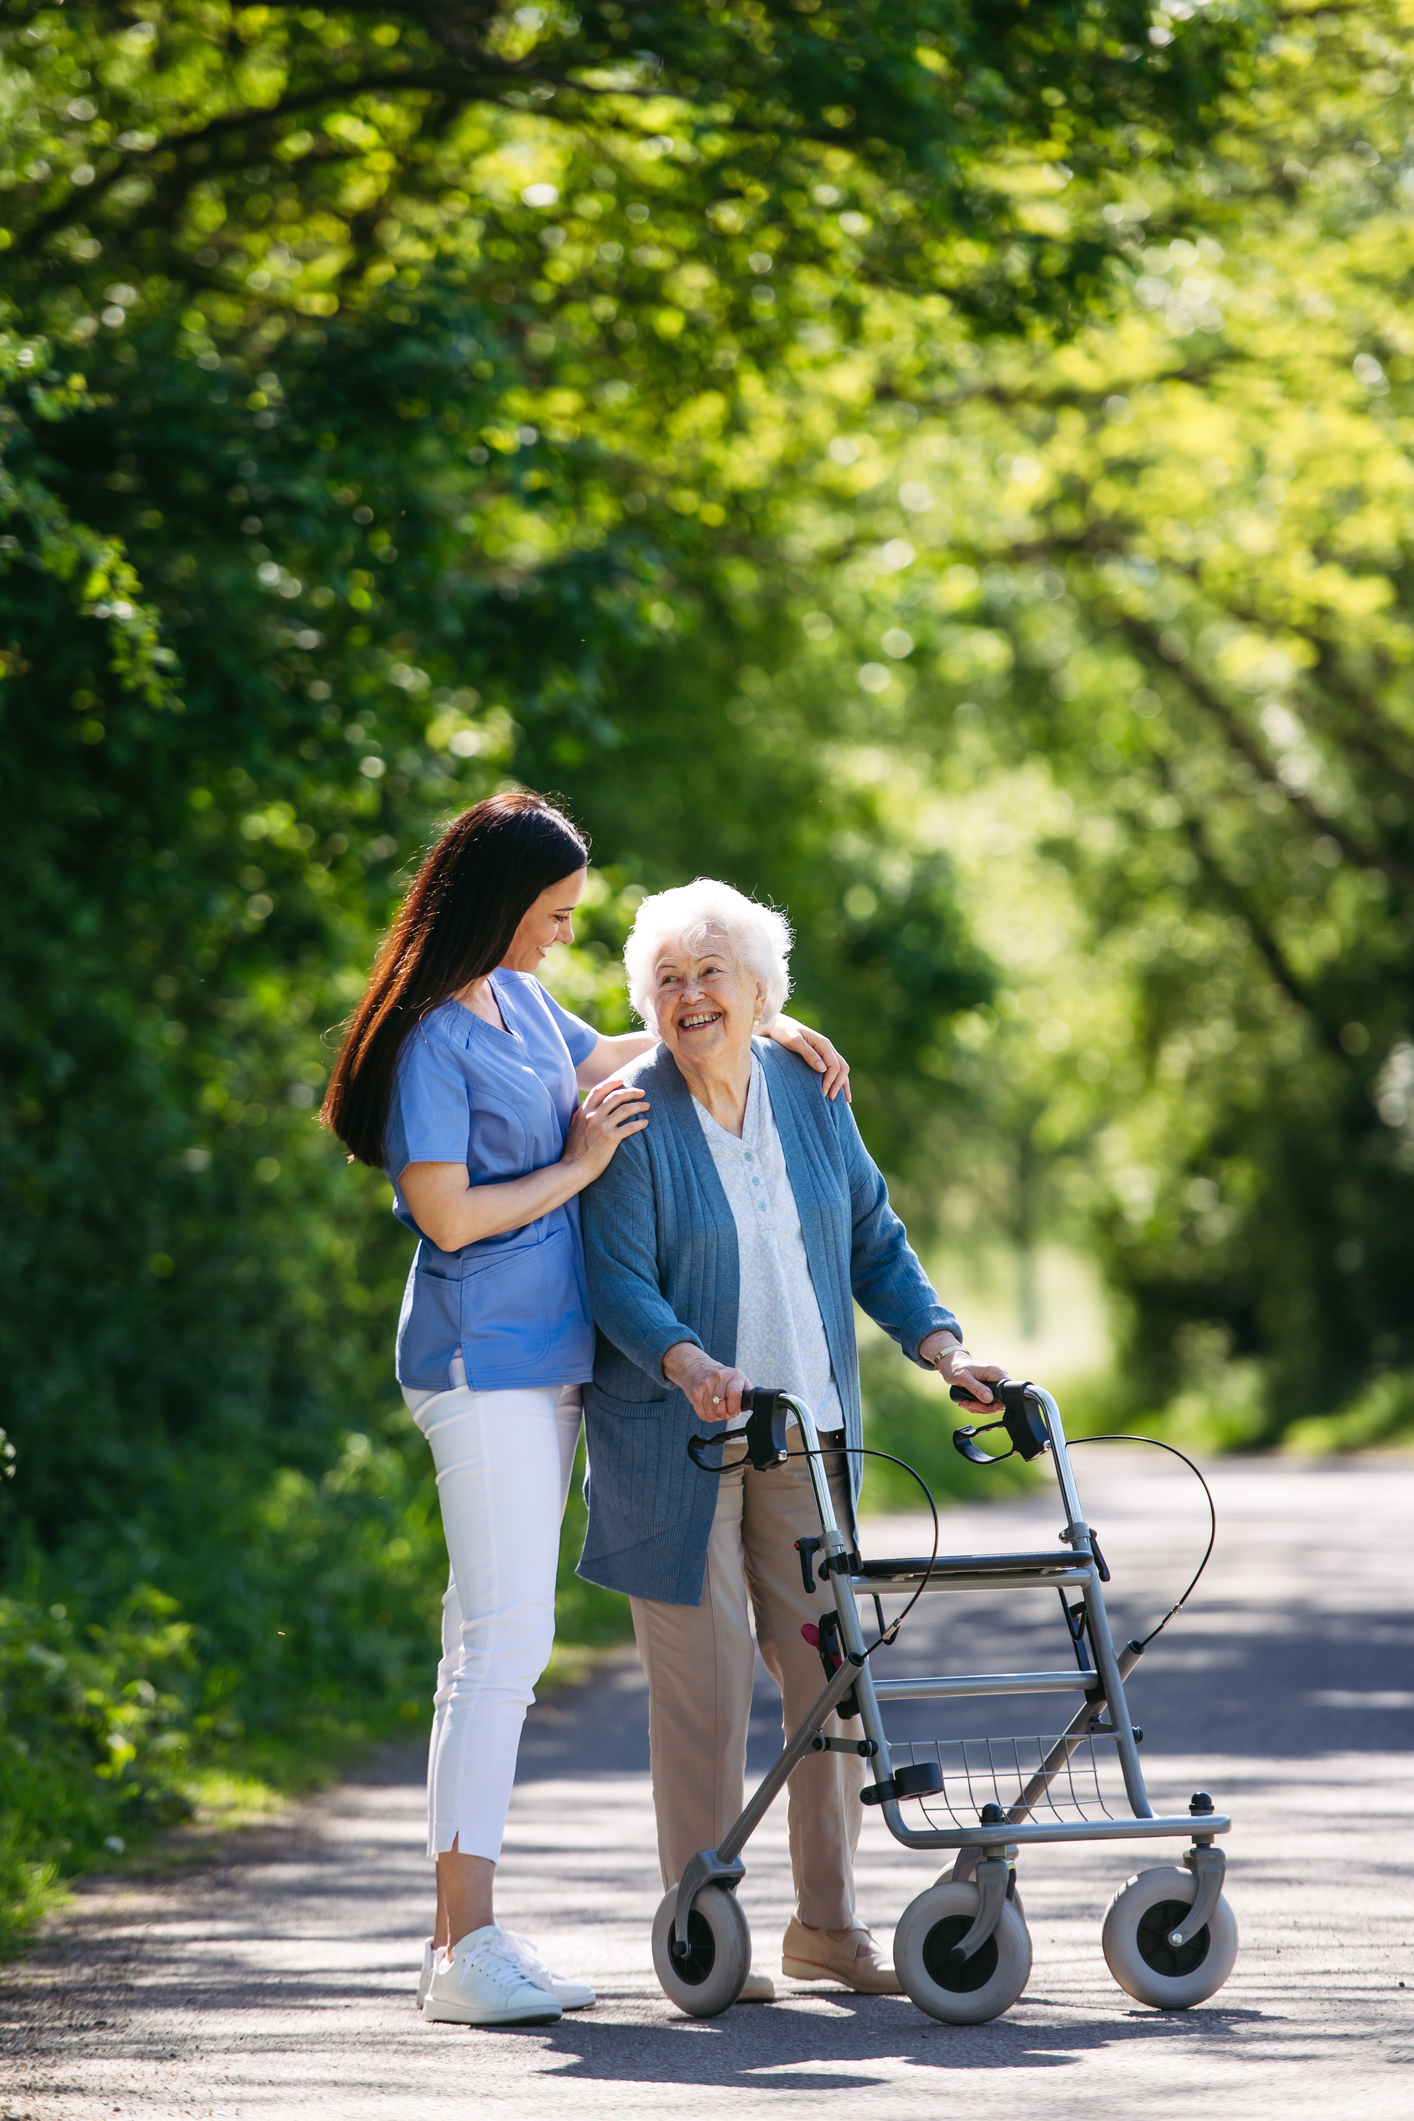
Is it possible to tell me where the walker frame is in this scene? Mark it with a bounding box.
[657,1381,1234,2023]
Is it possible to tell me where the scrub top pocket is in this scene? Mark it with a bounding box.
[460,1227,591,1386]
[385,976,602,1393]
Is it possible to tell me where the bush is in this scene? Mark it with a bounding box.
[0,1456,631,1951]
[1284,1368,1414,1456]
[0,1587,195,1948]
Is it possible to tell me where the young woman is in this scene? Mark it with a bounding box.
[321,792,850,2029]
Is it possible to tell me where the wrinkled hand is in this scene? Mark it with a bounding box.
[766,1015,851,1102]
[563,1075,650,1182]
[663,1341,751,1424]
[922,1332,1008,1416]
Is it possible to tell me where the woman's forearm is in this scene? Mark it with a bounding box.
[400,1075,651,1251]
[399,1157,588,1253]
[577,1030,654,1086]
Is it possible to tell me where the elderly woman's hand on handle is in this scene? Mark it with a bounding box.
[663,1341,752,1425]
[922,1330,1008,1416]
[666,1337,1003,1427]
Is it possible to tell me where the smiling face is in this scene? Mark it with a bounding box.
[499,867,588,973]
[652,928,764,1075]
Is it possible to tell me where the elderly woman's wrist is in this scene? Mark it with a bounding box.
[661,1338,703,1385]
[919,1328,962,1367]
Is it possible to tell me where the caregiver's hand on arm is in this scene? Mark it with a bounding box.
[922,1330,1007,1416]
[399,1077,649,1251]
[663,1342,751,1425]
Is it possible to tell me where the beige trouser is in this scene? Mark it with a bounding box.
[630,1428,865,1931]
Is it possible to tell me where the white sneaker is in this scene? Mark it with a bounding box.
[421,1926,563,2027]
[502,1930,596,2011]
[416,1937,435,2010]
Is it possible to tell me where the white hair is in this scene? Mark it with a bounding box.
[624,878,792,1033]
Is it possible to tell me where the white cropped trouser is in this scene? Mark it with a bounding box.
[402,1360,582,1863]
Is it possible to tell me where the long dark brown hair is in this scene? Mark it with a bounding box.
[321,792,589,1167]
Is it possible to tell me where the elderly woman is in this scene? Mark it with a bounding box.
[577,880,1003,1999]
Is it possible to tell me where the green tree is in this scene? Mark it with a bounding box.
[0,0,1261,1919]
[770,2,1414,1427]
[0,0,1250,1747]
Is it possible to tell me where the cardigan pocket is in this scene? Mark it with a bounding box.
[583,1387,699,1543]
[585,1390,672,1416]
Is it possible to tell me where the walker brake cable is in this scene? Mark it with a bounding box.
[688,1403,1213,1655]
[1065,1434,1217,1648]
[800,1441,940,1662]
[687,1415,940,1658]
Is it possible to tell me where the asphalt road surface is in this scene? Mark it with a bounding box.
[4,1450,1413,2119]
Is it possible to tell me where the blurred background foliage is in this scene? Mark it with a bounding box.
[6,0,1412,1932]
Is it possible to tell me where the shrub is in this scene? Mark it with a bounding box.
[0,1587,195,1948]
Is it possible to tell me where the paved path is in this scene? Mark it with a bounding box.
[4,1451,1413,2119]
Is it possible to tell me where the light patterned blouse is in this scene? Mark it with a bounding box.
[691,1056,843,1435]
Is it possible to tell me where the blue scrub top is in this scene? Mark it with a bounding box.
[386,972,600,1392]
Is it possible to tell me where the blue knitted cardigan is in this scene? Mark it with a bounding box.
[576,1039,959,1605]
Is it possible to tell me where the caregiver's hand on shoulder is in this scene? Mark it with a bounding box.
[563,1075,650,1181]
[922,1331,1008,1416]
[663,1342,751,1425]
[765,1015,852,1102]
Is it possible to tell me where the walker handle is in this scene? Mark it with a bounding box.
[950,1378,1050,1465]
[686,1386,792,1473]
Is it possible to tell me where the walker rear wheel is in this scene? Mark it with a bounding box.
[1102,1865,1238,2009]
[652,1884,751,2017]
[894,1881,1032,2025]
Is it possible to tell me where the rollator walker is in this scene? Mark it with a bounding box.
[650,1380,1236,2024]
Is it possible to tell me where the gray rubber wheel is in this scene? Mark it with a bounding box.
[651,1884,751,2017]
[1102,1865,1238,2009]
[894,1881,1033,2025]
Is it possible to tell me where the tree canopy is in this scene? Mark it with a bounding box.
[0,0,1258,1567]
[786,1,1414,1428]
[24,0,1414,1928]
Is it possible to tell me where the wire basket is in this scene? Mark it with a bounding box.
[891,1730,1128,1831]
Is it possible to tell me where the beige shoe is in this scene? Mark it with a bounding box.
[738,1968,776,2003]
[781,1916,902,1994]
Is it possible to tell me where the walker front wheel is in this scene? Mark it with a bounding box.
[1102,1866,1238,2009]
[652,1884,751,2017]
[894,1882,1032,2025]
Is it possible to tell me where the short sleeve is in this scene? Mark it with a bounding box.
[537,984,599,1066]
[386,1028,471,1175]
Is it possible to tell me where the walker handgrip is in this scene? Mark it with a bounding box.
[740,1387,791,1470]
[950,1378,1050,1465]
[686,1387,791,1473]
